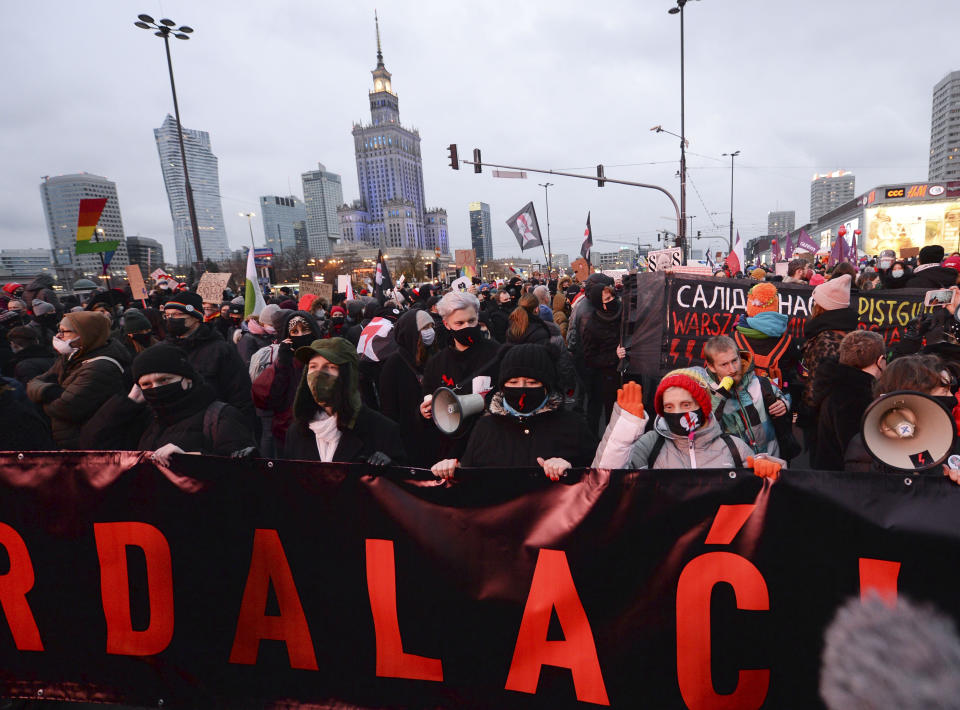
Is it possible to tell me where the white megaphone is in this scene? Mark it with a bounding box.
[432,387,485,436]
[861,390,957,472]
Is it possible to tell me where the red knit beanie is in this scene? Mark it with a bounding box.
[654,368,713,416]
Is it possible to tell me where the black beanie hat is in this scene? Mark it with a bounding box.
[132,344,197,382]
[123,309,152,334]
[163,291,204,319]
[919,244,945,265]
[498,344,557,391]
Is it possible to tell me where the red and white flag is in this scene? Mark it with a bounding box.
[725,231,744,275]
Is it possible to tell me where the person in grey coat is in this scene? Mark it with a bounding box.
[592,368,782,477]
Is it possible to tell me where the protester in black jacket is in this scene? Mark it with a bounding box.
[379,309,436,466]
[162,292,254,421]
[0,377,53,450]
[80,344,255,460]
[905,245,959,289]
[487,289,513,343]
[581,282,623,434]
[438,344,597,480]
[810,330,886,471]
[282,337,405,464]
[4,326,54,386]
[26,311,131,449]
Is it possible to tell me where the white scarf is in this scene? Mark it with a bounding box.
[308,412,341,462]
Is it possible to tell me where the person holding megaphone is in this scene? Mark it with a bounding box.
[431,344,596,480]
[845,354,960,483]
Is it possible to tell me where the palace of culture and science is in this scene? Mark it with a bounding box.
[337,17,449,257]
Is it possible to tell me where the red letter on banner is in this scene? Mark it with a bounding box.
[859,558,900,607]
[0,523,43,651]
[365,539,443,681]
[94,522,174,656]
[229,529,318,670]
[676,552,769,710]
[505,549,609,705]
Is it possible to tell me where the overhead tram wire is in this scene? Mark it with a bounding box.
[685,170,721,231]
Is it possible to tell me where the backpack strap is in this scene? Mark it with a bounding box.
[82,355,124,373]
[203,401,227,453]
[720,433,743,468]
[646,435,666,468]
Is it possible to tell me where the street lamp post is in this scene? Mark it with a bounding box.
[668,0,696,259]
[134,14,205,273]
[722,150,740,251]
[538,182,554,270]
[239,212,256,248]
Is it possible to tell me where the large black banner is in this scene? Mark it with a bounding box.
[0,454,958,709]
[622,273,934,374]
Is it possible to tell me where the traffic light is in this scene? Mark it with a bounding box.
[448,144,459,170]
[597,164,605,187]
[473,148,482,174]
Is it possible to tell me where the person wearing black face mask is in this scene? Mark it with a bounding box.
[251,310,320,452]
[162,292,254,423]
[121,308,158,357]
[437,344,596,480]
[581,283,624,435]
[419,291,501,464]
[81,344,255,459]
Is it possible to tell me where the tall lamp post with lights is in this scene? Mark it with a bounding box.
[667,0,699,258]
[133,14,205,273]
[538,182,554,270]
[722,150,740,251]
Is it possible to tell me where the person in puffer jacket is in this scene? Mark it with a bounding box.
[592,369,783,477]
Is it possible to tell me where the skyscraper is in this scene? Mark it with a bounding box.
[338,15,448,253]
[301,165,344,257]
[469,202,493,264]
[810,171,855,222]
[39,173,130,276]
[154,114,230,266]
[125,236,165,272]
[260,195,307,255]
[767,210,796,236]
[929,70,960,181]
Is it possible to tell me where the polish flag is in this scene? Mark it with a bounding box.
[725,231,744,275]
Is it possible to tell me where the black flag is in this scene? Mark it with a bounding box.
[374,249,393,298]
[581,212,593,262]
[505,202,543,251]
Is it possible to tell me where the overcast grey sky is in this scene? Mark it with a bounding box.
[2,0,956,264]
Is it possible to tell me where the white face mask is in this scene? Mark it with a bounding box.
[420,327,436,346]
[52,335,78,356]
[891,269,904,278]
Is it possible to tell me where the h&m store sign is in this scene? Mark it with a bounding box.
[859,181,960,206]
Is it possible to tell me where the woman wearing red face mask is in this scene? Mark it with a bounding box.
[432,344,596,481]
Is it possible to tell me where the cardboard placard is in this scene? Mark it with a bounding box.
[196,273,232,305]
[299,280,333,303]
[571,257,591,283]
[647,247,683,271]
[125,265,148,300]
[455,249,477,275]
[775,261,789,276]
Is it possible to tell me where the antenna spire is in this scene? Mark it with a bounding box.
[375,10,383,64]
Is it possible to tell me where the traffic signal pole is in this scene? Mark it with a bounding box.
[449,147,682,257]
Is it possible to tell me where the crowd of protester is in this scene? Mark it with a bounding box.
[0,241,958,483]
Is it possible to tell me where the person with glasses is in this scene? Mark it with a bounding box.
[26,311,130,448]
[162,292,253,423]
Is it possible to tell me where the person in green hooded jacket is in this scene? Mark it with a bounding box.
[280,337,406,465]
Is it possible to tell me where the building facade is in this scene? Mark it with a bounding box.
[810,171,855,222]
[301,165,344,258]
[154,114,231,266]
[0,249,54,283]
[468,201,493,264]
[337,18,448,254]
[125,236,165,272]
[596,248,637,270]
[39,173,130,278]
[260,195,307,256]
[767,210,796,236]
[929,71,960,182]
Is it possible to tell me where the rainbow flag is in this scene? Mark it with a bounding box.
[75,198,120,255]
[461,264,476,279]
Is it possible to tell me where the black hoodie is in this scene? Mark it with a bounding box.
[904,265,959,289]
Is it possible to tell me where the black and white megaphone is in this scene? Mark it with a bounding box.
[861,391,957,472]
[431,387,485,436]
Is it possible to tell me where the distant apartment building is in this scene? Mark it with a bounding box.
[767,210,796,236]
[810,171,855,222]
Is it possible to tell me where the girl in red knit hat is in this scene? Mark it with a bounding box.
[592,370,784,477]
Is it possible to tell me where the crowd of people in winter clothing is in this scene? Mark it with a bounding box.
[0,240,959,484]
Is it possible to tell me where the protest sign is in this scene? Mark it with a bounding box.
[299,280,333,303]
[196,272,232,305]
[125,264,148,301]
[647,247,683,271]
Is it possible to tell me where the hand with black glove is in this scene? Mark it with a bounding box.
[277,339,294,364]
[367,451,392,466]
[230,447,260,460]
